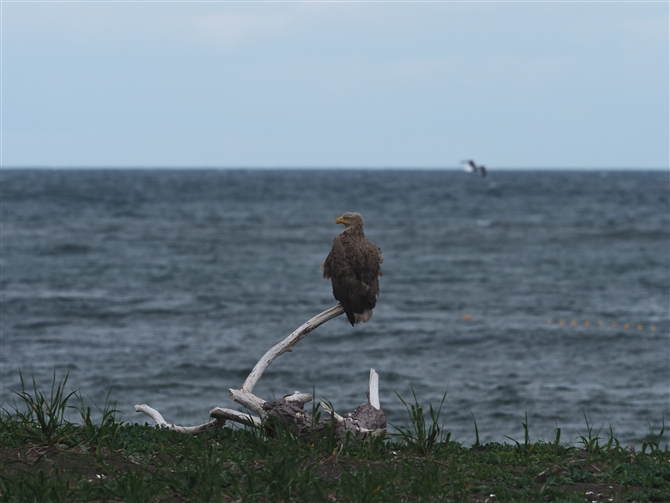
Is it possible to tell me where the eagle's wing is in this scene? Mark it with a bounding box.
[347,238,383,299]
[321,236,345,280]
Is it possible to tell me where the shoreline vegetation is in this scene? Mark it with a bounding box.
[1,373,668,502]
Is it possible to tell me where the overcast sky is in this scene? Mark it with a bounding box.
[3,1,668,169]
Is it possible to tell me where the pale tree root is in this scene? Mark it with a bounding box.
[134,304,386,440]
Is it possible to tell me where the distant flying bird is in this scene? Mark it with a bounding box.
[321,212,383,326]
[461,159,487,178]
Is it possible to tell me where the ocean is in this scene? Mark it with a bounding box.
[1,169,668,445]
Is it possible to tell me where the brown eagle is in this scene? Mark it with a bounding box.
[321,212,383,326]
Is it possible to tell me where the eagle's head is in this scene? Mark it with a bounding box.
[335,212,364,229]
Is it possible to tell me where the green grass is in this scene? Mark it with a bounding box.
[1,373,669,502]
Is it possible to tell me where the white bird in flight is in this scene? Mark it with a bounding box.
[461,159,487,178]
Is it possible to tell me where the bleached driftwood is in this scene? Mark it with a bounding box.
[133,403,222,434]
[228,304,344,416]
[134,304,386,439]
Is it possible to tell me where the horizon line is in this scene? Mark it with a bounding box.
[2,165,669,171]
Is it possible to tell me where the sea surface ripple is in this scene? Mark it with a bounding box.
[2,169,668,445]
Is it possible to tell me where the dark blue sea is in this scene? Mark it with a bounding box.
[2,169,668,446]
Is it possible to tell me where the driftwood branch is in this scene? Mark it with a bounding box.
[134,304,386,439]
[241,304,344,393]
[229,304,344,417]
[209,407,262,427]
[133,404,223,434]
[368,368,380,410]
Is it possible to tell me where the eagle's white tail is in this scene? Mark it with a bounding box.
[355,309,373,323]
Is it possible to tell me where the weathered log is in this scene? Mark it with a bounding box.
[134,304,386,439]
[261,370,386,441]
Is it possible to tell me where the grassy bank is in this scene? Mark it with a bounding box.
[1,373,668,502]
